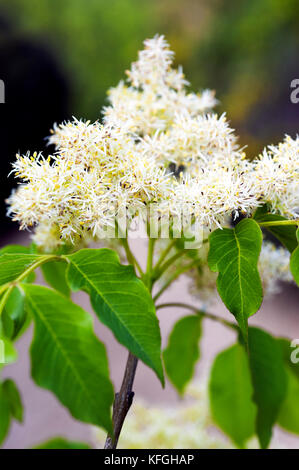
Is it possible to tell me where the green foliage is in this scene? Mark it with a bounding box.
[254,205,298,252]
[0,228,298,449]
[278,369,299,434]
[0,252,41,286]
[0,337,18,365]
[23,284,114,433]
[41,261,70,297]
[65,248,164,384]
[210,331,296,448]
[0,245,31,255]
[34,437,90,449]
[2,287,27,340]
[3,0,156,118]
[277,338,299,434]
[0,383,11,445]
[0,379,23,445]
[248,328,287,448]
[164,315,202,395]
[208,219,263,339]
[2,379,23,422]
[290,229,299,286]
[209,343,256,448]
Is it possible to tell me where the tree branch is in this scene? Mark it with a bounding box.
[156,302,239,331]
[104,352,138,449]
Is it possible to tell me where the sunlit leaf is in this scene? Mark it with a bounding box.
[277,338,299,435]
[65,248,164,384]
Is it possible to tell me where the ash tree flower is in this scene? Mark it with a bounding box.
[2,34,299,451]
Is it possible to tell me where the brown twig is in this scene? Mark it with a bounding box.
[104,352,138,449]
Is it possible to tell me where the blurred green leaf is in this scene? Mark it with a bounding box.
[2,287,27,340]
[0,383,11,446]
[0,245,30,255]
[24,284,114,433]
[248,327,287,448]
[34,437,90,449]
[2,379,23,423]
[276,338,299,434]
[278,369,299,434]
[209,343,256,448]
[0,337,18,365]
[164,315,202,395]
[290,229,299,286]
[65,248,164,385]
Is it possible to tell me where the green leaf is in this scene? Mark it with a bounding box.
[41,261,70,297]
[278,369,299,434]
[208,219,263,339]
[2,379,23,422]
[290,229,299,286]
[23,284,114,433]
[254,205,298,253]
[163,315,202,395]
[0,252,41,286]
[0,245,31,255]
[276,338,299,434]
[209,344,257,448]
[65,248,164,384]
[0,337,18,365]
[248,327,287,448]
[0,383,11,446]
[2,287,27,340]
[277,338,299,381]
[34,437,91,449]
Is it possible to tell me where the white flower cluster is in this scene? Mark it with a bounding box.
[93,382,232,449]
[93,381,284,449]
[6,35,299,249]
[104,35,217,135]
[258,242,293,297]
[7,120,173,248]
[188,241,293,303]
[253,135,299,219]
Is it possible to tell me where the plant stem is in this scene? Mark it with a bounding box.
[153,249,187,280]
[146,237,155,279]
[105,235,156,449]
[155,302,238,331]
[154,239,177,270]
[104,352,138,449]
[153,259,199,302]
[258,220,299,227]
[119,237,143,277]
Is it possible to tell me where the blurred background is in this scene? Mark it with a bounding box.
[1,0,299,233]
[0,0,299,449]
